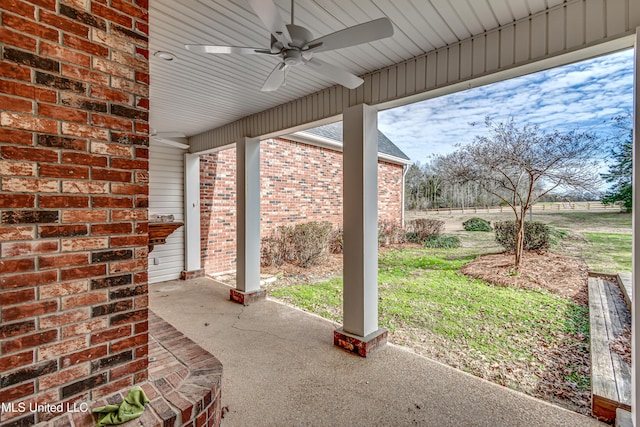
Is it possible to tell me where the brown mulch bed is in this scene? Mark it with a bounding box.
[261,253,344,287]
[459,251,590,306]
[610,326,632,364]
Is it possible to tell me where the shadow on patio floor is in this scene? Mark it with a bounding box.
[150,277,604,427]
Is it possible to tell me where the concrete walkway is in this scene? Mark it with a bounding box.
[150,277,604,427]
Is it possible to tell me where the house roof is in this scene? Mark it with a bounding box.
[297,122,410,163]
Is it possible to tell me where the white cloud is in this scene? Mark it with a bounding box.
[378,49,634,163]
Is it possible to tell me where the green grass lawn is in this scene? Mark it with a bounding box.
[545,211,632,232]
[268,210,632,414]
[271,248,590,399]
[533,211,631,273]
[583,232,632,273]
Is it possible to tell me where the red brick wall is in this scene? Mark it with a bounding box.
[200,138,404,275]
[0,1,149,424]
[200,149,237,275]
[378,159,404,223]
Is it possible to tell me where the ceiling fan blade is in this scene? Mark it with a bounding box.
[305,17,394,53]
[185,45,272,55]
[305,58,363,89]
[152,137,190,149]
[247,0,291,47]
[261,63,286,91]
[154,131,186,138]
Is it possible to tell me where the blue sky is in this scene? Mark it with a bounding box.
[378,49,634,164]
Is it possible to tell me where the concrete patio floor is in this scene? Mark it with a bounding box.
[149,277,605,427]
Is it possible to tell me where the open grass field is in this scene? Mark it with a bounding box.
[410,209,632,273]
[583,232,632,273]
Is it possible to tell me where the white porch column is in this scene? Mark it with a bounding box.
[181,152,204,279]
[335,103,387,357]
[231,137,264,305]
[632,27,640,427]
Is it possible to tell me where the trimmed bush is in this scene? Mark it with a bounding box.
[524,222,551,250]
[494,220,550,251]
[548,226,569,246]
[261,221,333,267]
[329,225,343,254]
[494,221,516,250]
[378,220,407,247]
[291,221,333,267]
[463,217,492,232]
[260,226,294,267]
[260,237,281,267]
[422,235,461,249]
[406,218,444,243]
[260,231,281,267]
[260,225,294,267]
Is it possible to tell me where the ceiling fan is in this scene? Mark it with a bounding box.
[185,0,394,91]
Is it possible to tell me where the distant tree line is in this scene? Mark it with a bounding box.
[405,161,500,210]
[404,159,601,211]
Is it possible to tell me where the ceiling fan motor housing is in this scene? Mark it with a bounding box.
[283,49,304,66]
[271,24,314,65]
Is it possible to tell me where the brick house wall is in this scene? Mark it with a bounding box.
[0,1,150,424]
[200,137,405,275]
[377,159,404,223]
[200,149,237,276]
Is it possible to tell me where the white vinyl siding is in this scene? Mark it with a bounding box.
[148,142,185,283]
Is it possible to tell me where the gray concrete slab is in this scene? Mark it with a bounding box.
[150,278,605,427]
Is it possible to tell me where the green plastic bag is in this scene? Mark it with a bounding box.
[92,386,150,426]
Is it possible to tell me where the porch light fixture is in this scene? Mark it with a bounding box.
[154,51,176,61]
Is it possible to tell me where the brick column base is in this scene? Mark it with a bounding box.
[230,289,266,306]
[334,327,388,357]
[180,269,205,280]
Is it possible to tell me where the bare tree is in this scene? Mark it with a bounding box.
[436,119,602,268]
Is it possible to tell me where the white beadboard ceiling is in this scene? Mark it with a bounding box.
[149,0,566,137]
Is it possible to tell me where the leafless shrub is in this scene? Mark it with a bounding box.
[329,225,343,254]
[378,220,407,246]
[291,221,333,267]
[260,226,294,267]
[406,218,444,243]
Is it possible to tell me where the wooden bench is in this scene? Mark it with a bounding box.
[617,272,632,311]
[588,273,631,422]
